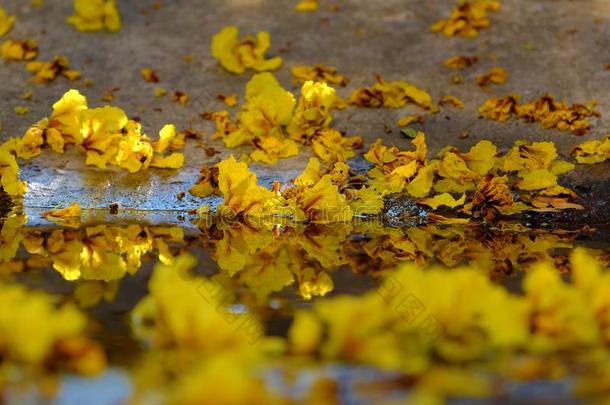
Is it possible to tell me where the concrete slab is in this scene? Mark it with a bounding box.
[0,0,608,222]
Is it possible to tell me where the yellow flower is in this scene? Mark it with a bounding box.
[439,95,464,109]
[464,174,523,216]
[462,140,497,175]
[80,106,128,166]
[288,81,337,142]
[365,134,427,195]
[443,55,479,69]
[573,134,610,164]
[406,163,436,198]
[217,93,238,107]
[189,164,219,198]
[150,152,185,169]
[206,110,238,140]
[478,95,519,121]
[295,174,353,223]
[311,128,363,162]
[295,0,319,11]
[350,76,436,111]
[42,203,82,220]
[292,157,321,188]
[431,0,500,37]
[26,56,81,83]
[418,193,466,210]
[290,261,530,370]
[0,147,27,197]
[13,106,29,115]
[1,39,38,61]
[436,151,479,185]
[207,74,305,164]
[296,223,351,269]
[67,0,121,32]
[211,26,282,74]
[0,282,104,369]
[397,114,423,127]
[49,89,88,145]
[0,6,16,36]
[517,95,598,135]
[481,94,598,135]
[503,141,558,173]
[516,169,558,191]
[217,155,280,218]
[347,186,384,215]
[476,67,508,87]
[363,132,579,217]
[171,90,189,104]
[250,135,300,164]
[152,124,183,152]
[238,73,295,138]
[140,67,159,83]
[291,64,348,86]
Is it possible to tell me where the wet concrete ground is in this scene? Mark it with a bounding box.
[0,0,608,223]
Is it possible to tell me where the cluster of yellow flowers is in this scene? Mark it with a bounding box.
[206,72,361,164]
[2,89,184,181]
[191,153,382,223]
[479,94,599,135]
[67,0,121,32]
[431,0,500,37]
[188,132,583,224]
[211,26,282,74]
[0,88,187,196]
[349,76,437,111]
[288,247,610,400]
[0,282,106,391]
[366,134,581,218]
